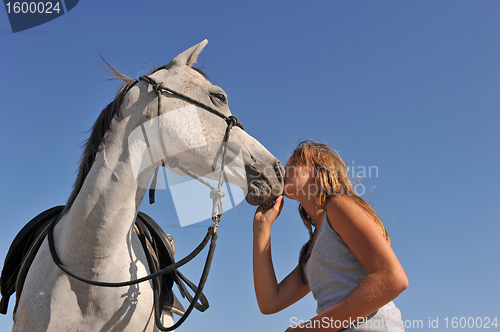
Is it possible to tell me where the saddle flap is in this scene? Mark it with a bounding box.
[0,206,64,314]
[1,207,208,318]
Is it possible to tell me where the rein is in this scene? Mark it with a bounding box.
[47,74,244,331]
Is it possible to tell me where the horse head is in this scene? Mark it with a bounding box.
[120,40,284,207]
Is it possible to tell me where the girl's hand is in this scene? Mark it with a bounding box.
[253,195,284,231]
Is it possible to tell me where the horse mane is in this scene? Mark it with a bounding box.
[63,60,208,215]
[63,60,138,215]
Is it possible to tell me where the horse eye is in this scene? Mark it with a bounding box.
[212,93,226,103]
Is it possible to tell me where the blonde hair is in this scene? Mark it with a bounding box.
[288,140,390,284]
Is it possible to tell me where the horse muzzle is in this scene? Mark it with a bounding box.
[245,160,284,206]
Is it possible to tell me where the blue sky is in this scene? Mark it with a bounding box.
[1,1,499,331]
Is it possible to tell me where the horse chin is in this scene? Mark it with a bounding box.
[245,181,282,206]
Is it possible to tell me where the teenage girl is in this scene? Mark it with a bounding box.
[253,140,408,331]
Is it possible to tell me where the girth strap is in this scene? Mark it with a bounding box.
[47,214,217,331]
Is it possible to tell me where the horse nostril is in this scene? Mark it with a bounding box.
[274,160,285,185]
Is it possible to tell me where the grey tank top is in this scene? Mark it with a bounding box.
[304,214,404,331]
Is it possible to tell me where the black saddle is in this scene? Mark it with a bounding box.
[0,206,208,317]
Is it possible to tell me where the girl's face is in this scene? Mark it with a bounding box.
[283,160,315,201]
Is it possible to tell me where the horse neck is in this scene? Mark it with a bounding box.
[55,117,153,268]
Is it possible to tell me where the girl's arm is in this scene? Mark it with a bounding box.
[253,196,311,315]
[287,195,408,331]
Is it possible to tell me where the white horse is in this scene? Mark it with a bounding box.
[12,40,284,331]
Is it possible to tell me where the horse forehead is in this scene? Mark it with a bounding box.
[152,67,211,93]
[180,71,212,98]
[149,67,233,119]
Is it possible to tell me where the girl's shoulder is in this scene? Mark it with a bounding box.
[326,195,364,219]
[325,195,372,235]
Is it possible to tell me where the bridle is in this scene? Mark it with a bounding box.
[47,74,245,331]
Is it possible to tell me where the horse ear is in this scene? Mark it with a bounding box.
[171,39,208,67]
